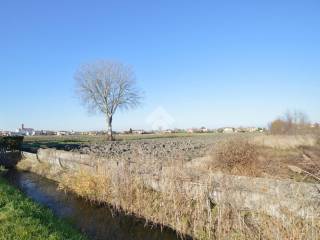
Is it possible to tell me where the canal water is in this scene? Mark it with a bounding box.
[2,169,186,240]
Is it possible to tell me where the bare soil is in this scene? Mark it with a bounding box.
[24,133,320,182]
[71,135,233,162]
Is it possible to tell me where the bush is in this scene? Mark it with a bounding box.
[212,138,259,176]
[269,119,288,135]
[0,136,24,151]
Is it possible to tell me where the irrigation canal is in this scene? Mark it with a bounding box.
[1,169,185,240]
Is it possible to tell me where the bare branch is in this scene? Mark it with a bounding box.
[75,60,143,140]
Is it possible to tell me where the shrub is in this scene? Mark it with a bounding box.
[211,138,259,176]
[0,136,24,151]
[269,119,288,135]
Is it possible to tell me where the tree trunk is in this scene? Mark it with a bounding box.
[107,116,113,141]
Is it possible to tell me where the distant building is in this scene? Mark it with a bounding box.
[16,124,35,136]
[32,130,55,135]
[43,130,56,135]
[200,127,208,133]
[187,129,194,133]
[173,128,186,133]
[162,129,173,134]
[57,131,70,136]
[0,131,12,136]
[248,127,259,132]
[187,127,209,133]
[223,127,235,133]
[132,129,145,134]
[234,128,246,133]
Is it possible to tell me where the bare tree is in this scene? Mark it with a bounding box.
[269,110,310,135]
[75,60,142,140]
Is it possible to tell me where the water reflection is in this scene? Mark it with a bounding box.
[2,170,188,240]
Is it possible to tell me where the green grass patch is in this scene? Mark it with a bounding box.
[0,176,87,240]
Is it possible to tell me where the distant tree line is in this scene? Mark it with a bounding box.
[268,110,316,135]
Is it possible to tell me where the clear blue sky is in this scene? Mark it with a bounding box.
[1,0,319,131]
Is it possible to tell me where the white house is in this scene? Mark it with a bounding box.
[200,127,208,133]
[132,129,145,134]
[57,131,71,136]
[16,124,35,136]
[223,127,235,133]
[0,131,11,136]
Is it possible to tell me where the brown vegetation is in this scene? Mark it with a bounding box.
[58,164,215,239]
[253,134,317,149]
[269,110,313,135]
[209,138,259,176]
[18,134,320,239]
[252,135,320,181]
[55,160,320,240]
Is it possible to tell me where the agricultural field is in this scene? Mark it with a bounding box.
[23,132,320,182]
[20,132,320,239]
[22,132,220,150]
[2,1,320,239]
[17,132,320,239]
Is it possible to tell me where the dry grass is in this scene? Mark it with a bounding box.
[55,158,320,240]
[253,134,317,149]
[18,137,320,240]
[204,135,320,181]
[209,138,259,177]
[17,158,51,175]
[58,163,216,239]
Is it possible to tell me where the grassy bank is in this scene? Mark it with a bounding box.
[57,162,320,240]
[0,174,87,240]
